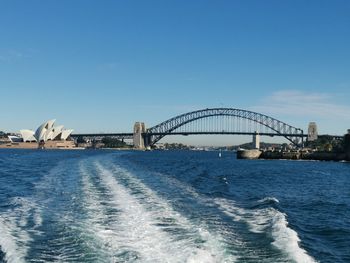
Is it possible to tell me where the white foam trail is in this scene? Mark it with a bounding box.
[108,162,238,260]
[0,197,41,263]
[187,249,220,263]
[214,198,317,263]
[32,209,43,230]
[0,216,27,263]
[95,162,233,263]
[98,162,194,262]
[79,164,122,259]
[270,211,317,263]
[212,199,246,223]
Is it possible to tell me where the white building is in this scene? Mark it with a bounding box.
[8,119,74,146]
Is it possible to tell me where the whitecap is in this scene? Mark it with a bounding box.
[0,197,40,263]
[270,211,317,263]
[0,215,27,263]
[214,197,317,263]
[258,197,280,204]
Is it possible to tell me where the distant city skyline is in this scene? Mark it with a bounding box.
[1,0,349,145]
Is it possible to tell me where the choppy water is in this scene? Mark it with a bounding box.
[0,149,349,263]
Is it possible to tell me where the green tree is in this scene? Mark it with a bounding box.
[101,137,128,148]
[76,136,86,144]
[306,135,343,152]
[324,143,333,152]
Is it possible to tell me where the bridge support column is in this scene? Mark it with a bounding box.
[252,132,260,149]
[345,130,350,161]
[133,122,146,149]
[144,134,151,149]
[307,122,318,142]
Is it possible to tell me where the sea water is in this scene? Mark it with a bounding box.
[0,149,349,263]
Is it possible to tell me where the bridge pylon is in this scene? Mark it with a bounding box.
[252,132,260,149]
[133,122,146,149]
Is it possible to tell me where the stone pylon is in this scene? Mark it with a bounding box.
[133,122,146,149]
[252,132,260,149]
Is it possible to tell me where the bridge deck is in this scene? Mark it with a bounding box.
[72,132,308,137]
[147,131,308,137]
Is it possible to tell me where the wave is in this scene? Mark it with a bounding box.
[258,197,280,204]
[214,198,317,263]
[93,161,235,263]
[0,215,27,263]
[0,197,41,263]
[270,210,317,263]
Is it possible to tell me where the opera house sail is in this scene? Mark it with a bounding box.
[2,119,76,149]
[20,130,36,142]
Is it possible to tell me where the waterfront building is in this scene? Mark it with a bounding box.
[7,135,23,143]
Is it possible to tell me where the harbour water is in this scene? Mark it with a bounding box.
[0,149,349,263]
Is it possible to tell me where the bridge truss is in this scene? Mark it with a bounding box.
[146,108,305,146]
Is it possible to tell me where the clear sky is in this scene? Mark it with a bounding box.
[1,0,349,145]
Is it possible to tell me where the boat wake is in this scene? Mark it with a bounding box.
[215,198,317,263]
[0,197,42,263]
[78,159,235,262]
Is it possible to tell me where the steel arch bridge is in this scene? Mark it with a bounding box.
[145,108,305,146]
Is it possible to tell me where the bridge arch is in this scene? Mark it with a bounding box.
[146,108,304,146]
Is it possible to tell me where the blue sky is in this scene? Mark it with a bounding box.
[1,0,349,145]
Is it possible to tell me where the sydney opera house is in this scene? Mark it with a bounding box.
[1,119,76,149]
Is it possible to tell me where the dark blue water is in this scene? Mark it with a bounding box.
[0,149,349,263]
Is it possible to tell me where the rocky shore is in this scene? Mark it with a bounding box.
[260,150,348,161]
[237,149,349,161]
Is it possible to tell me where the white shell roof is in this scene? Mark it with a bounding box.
[61,129,73,140]
[20,130,37,142]
[21,119,73,143]
[50,125,64,140]
[24,120,73,142]
[34,119,56,142]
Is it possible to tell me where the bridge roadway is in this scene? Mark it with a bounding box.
[71,131,309,139]
[147,131,307,137]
